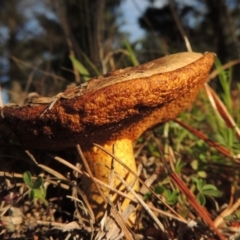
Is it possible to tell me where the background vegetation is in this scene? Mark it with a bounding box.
[1,0,240,102]
[1,0,240,239]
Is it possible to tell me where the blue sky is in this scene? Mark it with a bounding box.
[120,0,167,41]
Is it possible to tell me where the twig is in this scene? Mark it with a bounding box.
[214,198,240,227]
[116,174,166,233]
[55,0,80,84]
[168,0,192,52]
[11,56,66,82]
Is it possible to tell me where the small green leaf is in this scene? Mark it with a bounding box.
[224,212,240,221]
[204,189,222,197]
[69,56,90,82]
[33,188,48,206]
[80,51,101,76]
[192,178,205,191]
[201,184,218,191]
[199,154,206,161]
[175,159,186,174]
[197,171,207,178]
[198,179,205,191]
[224,215,235,221]
[30,190,34,201]
[23,171,33,188]
[124,40,139,66]
[235,212,240,219]
[201,185,222,197]
[143,191,152,201]
[154,185,164,194]
[196,140,204,147]
[32,176,43,189]
[42,186,47,198]
[197,193,206,206]
[164,190,179,205]
[148,143,160,157]
[191,159,198,170]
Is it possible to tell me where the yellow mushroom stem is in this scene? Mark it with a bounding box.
[82,139,138,221]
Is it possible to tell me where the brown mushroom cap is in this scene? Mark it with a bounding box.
[0,52,215,150]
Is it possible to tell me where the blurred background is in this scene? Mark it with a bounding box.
[1,3,240,238]
[0,0,240,104]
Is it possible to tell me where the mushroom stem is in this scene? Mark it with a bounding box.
[82,139,138,220]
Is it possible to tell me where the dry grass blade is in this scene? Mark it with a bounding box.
[25,150,67,179]
[168,0,192,52]
[52,154,186,223]
[116,174,166,233]
[214,198,240,228]
[204,83,240,139]
[139,173,157,195]
[0,172,23,179]
[56,1,81,84]
[93,143,186,221]
[170,173,226,240]
[174,119,232,158]
[208,59,240,82]
[52,155,136,202]
[134,134,153,158]
[36,220,90,232]
[25,150,38,165]
[37,164,67,180]
[76,144,135,240]
[66,193,94,225]
[97,202,134,240]
[11,56,67,82]
[0,171,69,191]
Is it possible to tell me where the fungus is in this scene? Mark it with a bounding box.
[0,52,215,222]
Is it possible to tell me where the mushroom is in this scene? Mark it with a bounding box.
[0,52,215,222]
